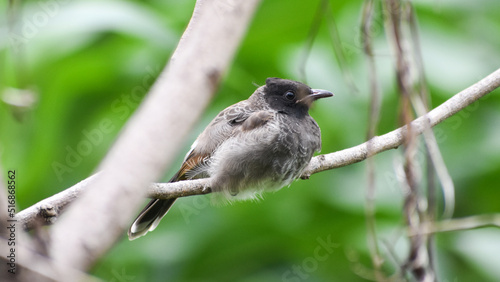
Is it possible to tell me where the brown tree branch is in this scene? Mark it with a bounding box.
[18,68,500,230]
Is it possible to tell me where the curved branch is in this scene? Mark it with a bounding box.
[18,68,500,228]
[150,67,500,197]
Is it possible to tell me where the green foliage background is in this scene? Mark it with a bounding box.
[1,0,500,281]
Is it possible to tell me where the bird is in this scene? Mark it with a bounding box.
[128,77,333,240]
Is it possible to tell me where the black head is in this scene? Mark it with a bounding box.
[263,77,333,114]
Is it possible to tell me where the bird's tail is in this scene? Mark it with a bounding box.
[128,198,177,240]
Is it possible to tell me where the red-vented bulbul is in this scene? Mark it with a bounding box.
[128,77,333,240]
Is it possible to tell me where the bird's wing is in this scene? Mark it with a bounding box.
[173,101,274,180]
[170,146,209,181]
[239,110,274,131]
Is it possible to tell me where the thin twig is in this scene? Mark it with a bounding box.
[411,214,500,235]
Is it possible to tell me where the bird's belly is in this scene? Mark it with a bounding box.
[208,126,318,200]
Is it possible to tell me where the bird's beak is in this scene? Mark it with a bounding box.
[296,89,334,105]
[310,89,334,100]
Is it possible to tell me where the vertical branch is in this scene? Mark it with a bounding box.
[407,6,438,270]
[406,11,438,271]
[383,0,450,281]
[361,0,385,280]
[383,1,425,280]
[425,148,437,270]
[406,3,454,275]
[407,7,455,220]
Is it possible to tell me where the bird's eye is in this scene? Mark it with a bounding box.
[284,91,295,100]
